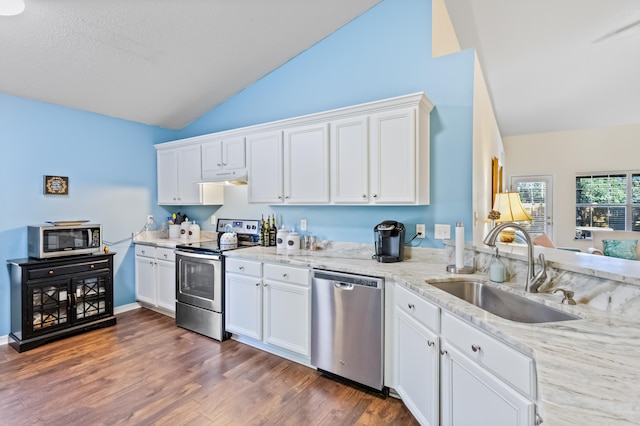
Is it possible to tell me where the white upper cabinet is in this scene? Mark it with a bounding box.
[331,116,369,204]
[157,144,202,205]
[246,131,283,203]
[156,143,223,205]
[155,92,433,206]
[201,136,246,180]
[283,123,330,204]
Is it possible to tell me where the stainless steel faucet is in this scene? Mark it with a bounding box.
[483,222,547,292]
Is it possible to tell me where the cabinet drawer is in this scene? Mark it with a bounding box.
[135,245,155,258]
[263,263,309,286]
[28,258,111,280]
[395,285,439,333]
[155,247,175,262]
[442,312,536,398]
[226,258,261,277]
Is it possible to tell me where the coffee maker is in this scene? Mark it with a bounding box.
[374,221,405,263]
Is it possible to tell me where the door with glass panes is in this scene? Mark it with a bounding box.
[511,176,553,239]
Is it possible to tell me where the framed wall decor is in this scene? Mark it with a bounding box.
[43,175,69,195]
[491,157,503,207]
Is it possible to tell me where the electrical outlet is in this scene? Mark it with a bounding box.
[147,215,154,225]
[300,219,307,231]
[416,224,426,238]
[434,224,451,240]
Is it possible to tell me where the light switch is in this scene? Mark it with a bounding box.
[434,224,451,239]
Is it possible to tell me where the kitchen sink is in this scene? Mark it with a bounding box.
[426,280,580,323]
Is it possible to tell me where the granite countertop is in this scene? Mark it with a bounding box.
[224,244,640,426]
[132,230,216,248]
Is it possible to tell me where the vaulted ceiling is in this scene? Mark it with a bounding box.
[445,0,640,136]
[0,0,380,130]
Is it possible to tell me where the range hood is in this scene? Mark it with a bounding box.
[198,168,248,185]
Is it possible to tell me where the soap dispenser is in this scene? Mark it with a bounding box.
[489,247,506,283]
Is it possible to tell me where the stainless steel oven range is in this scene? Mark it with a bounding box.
[174,218,259,341]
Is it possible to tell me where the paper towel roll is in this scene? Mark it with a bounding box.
[455,222,464,269]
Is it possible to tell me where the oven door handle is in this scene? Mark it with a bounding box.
[175,250,222,261]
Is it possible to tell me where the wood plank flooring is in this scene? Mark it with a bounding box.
[0,308,418,425]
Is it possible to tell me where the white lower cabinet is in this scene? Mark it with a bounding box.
[393,286,538,426]
[225,258,310,360]
[394,285,440,426]
[134,245,176,315]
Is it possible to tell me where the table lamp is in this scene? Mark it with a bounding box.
[492,192,533,243]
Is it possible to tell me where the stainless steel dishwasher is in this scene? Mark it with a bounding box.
[311,269,384,391]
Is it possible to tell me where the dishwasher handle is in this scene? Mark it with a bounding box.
[333,281,355,290]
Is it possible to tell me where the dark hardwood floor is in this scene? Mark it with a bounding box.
[0,308,418,425]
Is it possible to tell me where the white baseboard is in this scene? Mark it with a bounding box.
[114,302,142,314]
[0,334,8,346]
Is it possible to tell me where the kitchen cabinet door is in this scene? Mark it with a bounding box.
[201,137,246,178]
[395,309,439,426]
[440,343,534,426]
[135,253,156,306]
[283,123,330,204]
[263,279,310,356]
[156,258,175,312]
[247,131,283,203]
[331,116,369,204]
[369,108,417,204]
[176,144,203,204]
[157,149,180,205]
[157,145,203,205]
[225,273,263,340]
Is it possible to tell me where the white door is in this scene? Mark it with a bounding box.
[135,255,156,306]
[395,309,439,426]
[225,273,263,339]
[223,137,246,170]
[156,259,176,312]
[511,175,553,239]
[177,145,202,204]
[370,108,417,204]
[331,116,369,204]
[247,131,283,203]
[201,140,224,175]
[157,149,179,204]
[283,123,330,204]
[263,279,310,356]
[440,344,534,426]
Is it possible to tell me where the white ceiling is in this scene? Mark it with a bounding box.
[0,0,380,130]
[445,0,640,136]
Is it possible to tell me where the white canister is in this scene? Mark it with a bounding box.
[276,226,289,249]
[188,221,201,241]
[169,224,180,239]
[286,229,300,250]
[180,219,191,241]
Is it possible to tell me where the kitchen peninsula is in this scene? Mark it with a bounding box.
[222,242,640,426]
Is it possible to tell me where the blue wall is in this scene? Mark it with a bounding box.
[0,0,476,337]
[0,94,176,336]
[177,0,475,246]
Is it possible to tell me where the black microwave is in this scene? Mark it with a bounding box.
[28,224,103,259]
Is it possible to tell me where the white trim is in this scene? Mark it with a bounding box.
[0,334,8,346]
[114,302,142,315]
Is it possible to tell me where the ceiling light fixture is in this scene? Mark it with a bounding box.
[0,0,25,16]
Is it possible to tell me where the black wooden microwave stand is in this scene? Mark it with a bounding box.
[7,253,117,352]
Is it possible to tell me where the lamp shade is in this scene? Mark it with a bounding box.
[0,0,25,16]
[492,192,533,222]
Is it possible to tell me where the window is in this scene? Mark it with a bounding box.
[575,172,640,238]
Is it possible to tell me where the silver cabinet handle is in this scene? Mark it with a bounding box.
[471,344,481,352]
[440,349,448,355]
[407,303,415,310]
[264,283,269,287]
[362,194,367,198]
[427,340,435,347]
[239,266,245,270]
[373,194,378,198]
[277,195,282,199]
[255,283,260,286]
[282,273,288,278]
